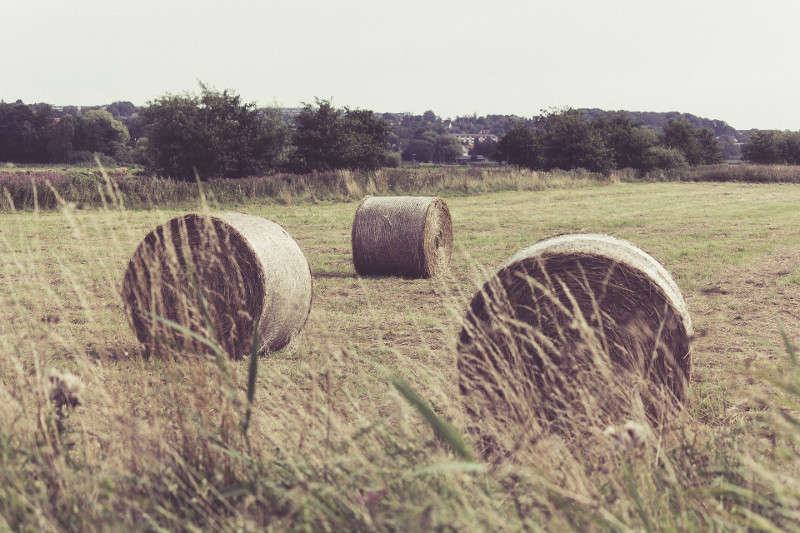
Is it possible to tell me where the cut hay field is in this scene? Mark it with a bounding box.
[1,181,800,531]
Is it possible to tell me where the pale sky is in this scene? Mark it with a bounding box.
[2,0,798,130]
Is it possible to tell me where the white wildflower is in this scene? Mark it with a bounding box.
[604,420,652,451]
[47,368,84,410]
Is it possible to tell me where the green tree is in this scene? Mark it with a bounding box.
[401,131,467,163]
[537,109,613,173]
[495,123,538,168]
[339,108,391,170]
[74,109,130,159]
[105,101,137,118]
[141,85,289,179]
[717,134,741,160]
[740,130,800,165]
[289,99,341,172]
[0,101,70,163]
[401,138,435,162]
[741,131,783,164]
[290,99,390,172]
[44,114,77,162]
[644,146,688,170]
[595,114,657,170]
[471,137,498,159]
[433,134,464,163]
[141,94,205,176]
[661,118,721,165]
[780,132,800,164]
[696,128,723,164]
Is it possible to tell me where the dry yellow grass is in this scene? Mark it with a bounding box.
[1,180,799,530]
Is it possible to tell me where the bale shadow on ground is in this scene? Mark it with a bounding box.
[313,270,358,279]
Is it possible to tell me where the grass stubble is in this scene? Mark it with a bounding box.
[0,171,799,531]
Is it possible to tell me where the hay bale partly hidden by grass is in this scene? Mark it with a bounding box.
[457,234,693,440]
[122,212,312,359]
[351,196,453,278]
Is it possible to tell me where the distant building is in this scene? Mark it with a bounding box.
[453,132,499,156]
[453,133,499,145]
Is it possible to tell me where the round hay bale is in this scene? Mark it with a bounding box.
[351,196,453,277]
[122,212,312,359]
[457,234,693,434]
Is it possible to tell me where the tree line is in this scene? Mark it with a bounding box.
[0,103,131,165]
[1,86,795,179]
[0,89,397,179]
[740,130,800,164]
[492,110,723,172]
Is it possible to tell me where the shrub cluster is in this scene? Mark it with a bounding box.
[9,92,781,180]
[0,166,613,211]
[494,110,722,173]
[742,130,800,164]
[647,163,800,183]
[1,90,395,180]
[288,99,392,173]
[0,103,130,164]
[141,86,290,180]
[141,92,397,180]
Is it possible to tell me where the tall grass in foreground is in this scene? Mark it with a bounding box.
[0,176,798,531]
[0,166,615,212]
[646,163,800,183]
[7,163,800,213]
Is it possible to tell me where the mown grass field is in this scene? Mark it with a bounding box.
[1,180,799,531]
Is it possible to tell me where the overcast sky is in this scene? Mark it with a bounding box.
[2,0,798,130]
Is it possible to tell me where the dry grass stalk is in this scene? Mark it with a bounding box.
[457,234,693,447]
[351,196,453,278]
[121,212,312,359]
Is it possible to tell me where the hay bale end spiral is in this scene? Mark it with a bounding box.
[457,234,693,433]
[122,212,312,359]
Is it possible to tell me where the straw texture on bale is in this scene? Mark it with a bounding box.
[351,196,453,277]
[457,234,693,432]
[122,212,312,359]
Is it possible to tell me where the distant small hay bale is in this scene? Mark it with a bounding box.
[457,234,693,434]
[122,212,312,359]
[351,196,453,278]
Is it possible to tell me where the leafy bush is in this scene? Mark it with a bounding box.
[494,122,539,168]
[660,118,721,165]
[536,109,614,173]
[645,146,688,170]
[742,130,800,164]
[73,109,130,156]
[494,110,722,173]
[381,151,402,168]
[0,102,131,165]
[595,113,658,170]
[141,85,289,180]
[290,99,391,172]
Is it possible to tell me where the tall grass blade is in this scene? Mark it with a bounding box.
[241,316,261,441]
[779,321,798,368]
[145,311,225,358]
[410,461,486,476]
[388,374,475,462]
